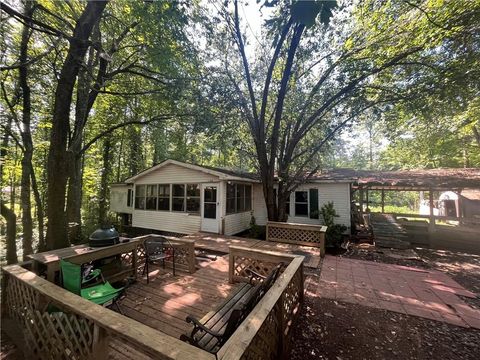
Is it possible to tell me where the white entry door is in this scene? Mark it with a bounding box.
[201,184,219,233]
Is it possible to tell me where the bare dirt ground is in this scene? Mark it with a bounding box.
[289,246,480,360]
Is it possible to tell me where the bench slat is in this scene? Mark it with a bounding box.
[200,283,251,325]
[199,286,257,351]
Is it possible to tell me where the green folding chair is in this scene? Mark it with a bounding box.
[60,260,124,313]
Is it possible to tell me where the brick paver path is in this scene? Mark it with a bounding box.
[318,256,480,329]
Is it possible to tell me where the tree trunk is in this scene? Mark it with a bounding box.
[66,152,84,244]
[116,128,125,182]
[66,40,93,245]
[98,138,112,225]
[45,1,108,250]
[1,204,17,264]
[19,0,34,259]
[30,166,45,251]
[1,115,17,263]
[1,116,12,178]
[473,124,480,148]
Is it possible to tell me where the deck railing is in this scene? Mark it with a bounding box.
[266,221,327,256]
[1,264,215,360]
[128,234,196,275]
[224,246,304,359]
[1,240,304,360]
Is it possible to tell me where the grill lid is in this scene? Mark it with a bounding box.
[89,225,119,247]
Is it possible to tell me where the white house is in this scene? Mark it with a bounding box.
[109,159,352,236]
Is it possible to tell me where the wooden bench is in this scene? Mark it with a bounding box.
[180,263,284,355]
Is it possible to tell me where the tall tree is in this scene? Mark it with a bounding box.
[209,0,480,222]
[46,1,108,250]
[18,0,34,258]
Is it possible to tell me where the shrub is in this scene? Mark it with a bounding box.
[320,202,347,248]
[248,216,265,239]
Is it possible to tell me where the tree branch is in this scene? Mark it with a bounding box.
[78,114,193,156]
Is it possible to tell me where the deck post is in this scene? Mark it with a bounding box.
[92,324,109,359]
[428,189,435,232]
[359,187,364,214]
[381,189,385,213]
[365,189,369,211]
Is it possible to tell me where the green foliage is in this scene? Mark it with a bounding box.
[248,216,266,240]
[320,202,347,248]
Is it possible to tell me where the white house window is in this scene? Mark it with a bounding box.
[146,185,158,210]
[226,183,252,214]
[127,189,133,207]
[236,184,245,212]
[295,191,308,216]
[135,185,146,210]
[186,184,200,213]
[245,185,252,211]
[157,184,170,211]
[227,183,236,213]
[172,184,185,211]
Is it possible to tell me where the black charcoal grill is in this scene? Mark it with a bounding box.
[89,225,120,247]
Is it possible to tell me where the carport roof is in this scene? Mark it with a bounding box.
[311,168,480,190]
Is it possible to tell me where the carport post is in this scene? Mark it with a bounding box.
[428,188,435,232]
[381,189,385,213]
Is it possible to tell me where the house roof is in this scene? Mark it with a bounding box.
[114,159,480,190]
[312,168,480,190]
[461,189,480,200]
[122,159,260,183]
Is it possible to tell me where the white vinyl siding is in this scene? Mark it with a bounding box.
[252,182,351,228]
[252,183,268,226]
[317,183,351,227]
[134,163,220,184]
[110,186,133,214]
[224,212,252,235]
[132,211,201,234]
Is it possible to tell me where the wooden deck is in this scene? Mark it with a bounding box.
[110,255,240,358]
[117,256,238,337]
[110,233,318,358]
[183,232,321,268]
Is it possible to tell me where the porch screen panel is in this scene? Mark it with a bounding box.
[237,184,246,212]
[226,183,236,214]
[127,189,133,207]
[146,185,158,210]
[309,188,319,219]
[172,184,185,211]
[245,185,252,211]
[186,184,200,213]
[135,185,146,210]
[158,184,170,211]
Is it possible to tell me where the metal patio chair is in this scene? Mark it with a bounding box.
[143,237,176,283]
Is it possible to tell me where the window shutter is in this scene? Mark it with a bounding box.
[309,188,319,219]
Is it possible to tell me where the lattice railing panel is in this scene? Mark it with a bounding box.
[281,267,302,337]
[5,275,39,322]
[225,247,304,360]
[240,302,281,360]
[23,309,95,360]
[120,251,133,267]
[268,226,320,244]
[233,256,278,280]
[172,244,192,270]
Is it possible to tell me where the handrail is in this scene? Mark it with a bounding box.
[222,246,304,359]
